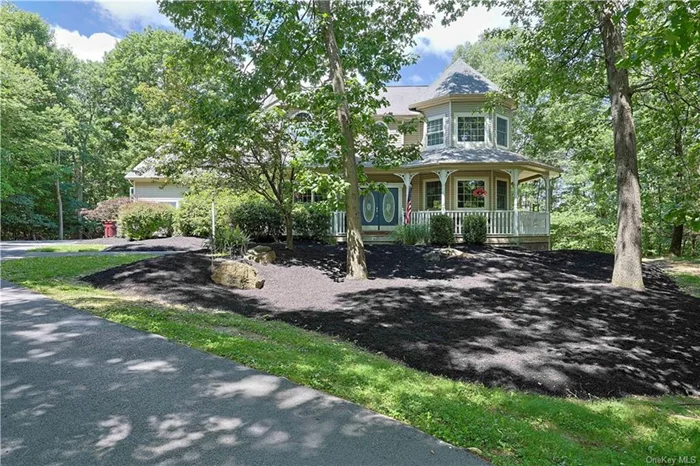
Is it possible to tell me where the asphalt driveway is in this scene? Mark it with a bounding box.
[0,281,487,466]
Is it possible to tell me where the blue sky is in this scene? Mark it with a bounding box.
[14,0,508,85]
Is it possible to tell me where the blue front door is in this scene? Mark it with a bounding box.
[361,187,399,230]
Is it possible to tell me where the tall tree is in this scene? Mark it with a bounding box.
[158,0,426,276]
[316,0,367,278]
[436,0,650,289]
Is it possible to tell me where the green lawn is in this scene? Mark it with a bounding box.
[2,255,699,466]
[28,244,107,253]
[673,273,700,298]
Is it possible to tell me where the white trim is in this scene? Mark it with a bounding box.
[453,112,490,148]
[422,178,442,211]
[425,114,446,149]
[453,176,490,211]
[495,114,510,150]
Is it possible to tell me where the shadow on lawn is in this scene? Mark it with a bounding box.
[83,247,700,398]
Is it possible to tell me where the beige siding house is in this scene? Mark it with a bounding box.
[127,59,560,248]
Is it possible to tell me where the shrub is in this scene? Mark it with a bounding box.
[392,223,431,245]
[430,214,454,246]
[118,201,175,240]
[462,215,487,245]
[293,203,331,241]
[175,190,254,238]
[213,225,250,257]
[0,195,56,240]
[80,197,131,223]
[230,198,284,242]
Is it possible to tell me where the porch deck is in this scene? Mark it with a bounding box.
[330,209,550,244]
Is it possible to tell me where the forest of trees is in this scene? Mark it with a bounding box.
[1,4,184,240]
[1,1,698,263]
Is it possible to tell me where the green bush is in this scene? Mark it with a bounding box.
[461,215,487,245]
[293,203,331,241]
[392,223,431,245]
[430,214,454,246]
[230,198,284,242]
[212,225,250,257]
[174,190,256,238]
[118,201,174,241]
[551,210,616,252]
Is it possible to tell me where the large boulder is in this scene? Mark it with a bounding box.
[423,247,466,263]
[245,245,276,264]
[211,260,264,289]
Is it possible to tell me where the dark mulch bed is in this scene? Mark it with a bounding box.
[83,244,700,398]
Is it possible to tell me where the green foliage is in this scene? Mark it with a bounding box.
[118,201,174,241]
[551,209,616,253]
[292,203,331,241]
[430,215,455,246]
[230,199,284,242]
[174,190,254,238]
[461,215,487,245]
[0,195,57,240]
[212,225,250,257]
[80,197,131,223]
[392,223,431,245]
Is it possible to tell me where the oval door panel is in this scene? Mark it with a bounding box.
[382,192,396,223]
[362,194,376,223]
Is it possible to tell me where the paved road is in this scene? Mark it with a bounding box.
[1,282,488,466]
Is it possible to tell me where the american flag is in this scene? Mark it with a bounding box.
[405,186,412,225]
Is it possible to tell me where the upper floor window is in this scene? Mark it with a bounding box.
[496,116,508,147]
[457,116,485,142]
[426,117,444,147]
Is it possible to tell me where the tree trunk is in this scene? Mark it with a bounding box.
[598,2,644,290]
[316,0,368,279]
[56,177,64,240]
[284,209,294,251]
[669,224,684,257]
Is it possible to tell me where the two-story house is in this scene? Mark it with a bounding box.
[127,59,560,249]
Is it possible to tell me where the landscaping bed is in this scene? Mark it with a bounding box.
[83,244,700,398]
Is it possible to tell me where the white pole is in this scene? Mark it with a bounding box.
[513,169,520,236]
[211,198,216,240]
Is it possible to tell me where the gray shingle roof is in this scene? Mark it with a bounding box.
[125,158,159,179]
[377,86,430,115]
[421,59,500,101]
[399,147,560,172]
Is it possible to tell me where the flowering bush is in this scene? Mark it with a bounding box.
[80,197,131,223]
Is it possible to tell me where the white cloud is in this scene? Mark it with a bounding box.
[407,74,424,84]
[92,0,172,30]
[415,1,510,57]
[53,26,119,61]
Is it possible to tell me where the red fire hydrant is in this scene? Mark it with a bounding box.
[103,221,117,238]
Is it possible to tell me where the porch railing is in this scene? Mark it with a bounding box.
[329,210,549,237]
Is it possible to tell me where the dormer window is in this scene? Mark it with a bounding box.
[496,116,508,148]
[457,116,485,142]
[426,117,444,147]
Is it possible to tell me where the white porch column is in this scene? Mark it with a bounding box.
[394,172,417,210]
[433,170,455,213]
[505,169,520,235]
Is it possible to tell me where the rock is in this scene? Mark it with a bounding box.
[423,247,465,263]
[245,245,276,264]
[211,260,264,289]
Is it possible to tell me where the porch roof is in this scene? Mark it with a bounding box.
[396,147,561,174]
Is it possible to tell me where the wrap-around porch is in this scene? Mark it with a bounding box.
[329,165,554,247]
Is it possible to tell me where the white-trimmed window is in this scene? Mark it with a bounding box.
[424,180,442,210]
[456,178,488,209]
[457,116,485,142]
[496,179,509,210]
[426,117,445,147]
[496,115,509,148]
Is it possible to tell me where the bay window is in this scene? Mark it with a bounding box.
[426,117,444,147]
[457,116,485,142]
